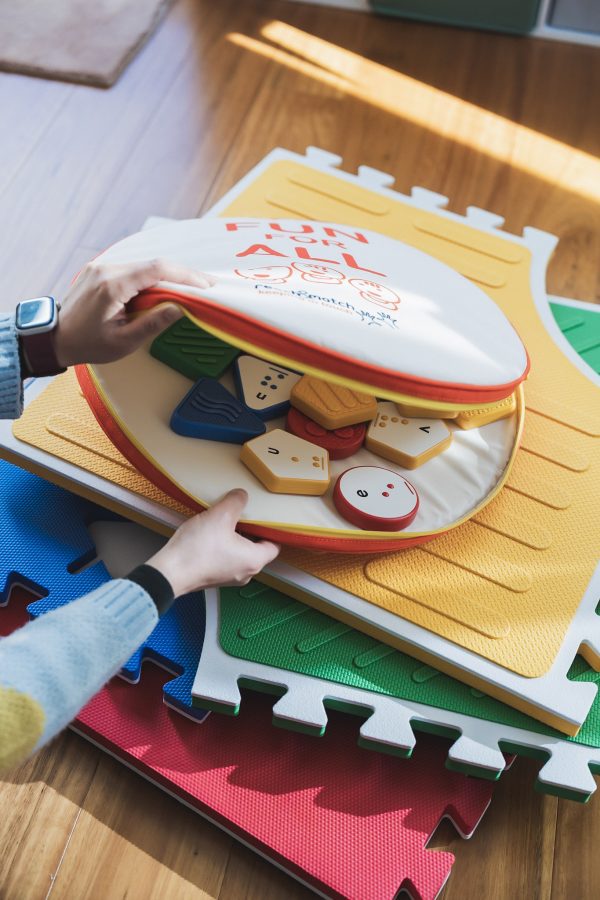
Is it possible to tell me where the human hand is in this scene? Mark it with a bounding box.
[145,489,280,597]
[53,258,214,367]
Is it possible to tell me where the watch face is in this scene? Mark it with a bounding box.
[17,296,55,331]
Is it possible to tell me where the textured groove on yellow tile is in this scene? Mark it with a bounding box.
[288,171,392,214]
[412,217,524,264]
[525,384,600,437]
[506,454,574,510]
[12,371,190,516]
[520,412,590,472]
[421,525,533,593]
[363,560,510,640]
[472,509,553,551]
[46,414,138,472]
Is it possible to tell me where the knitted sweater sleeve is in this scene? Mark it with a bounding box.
[0,313,164,772]
[0,581,158,772]
[0,313,24,419]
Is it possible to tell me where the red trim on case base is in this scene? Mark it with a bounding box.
[131,288,530,405]
[75,364,440,552]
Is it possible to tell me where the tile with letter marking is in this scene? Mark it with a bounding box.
[241,428,330,495]
[234,355,300,420]
[333,466,419,531]
[366,401,452,469]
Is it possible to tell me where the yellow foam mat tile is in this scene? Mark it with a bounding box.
[12,372,191,518]
[12,153,600,686]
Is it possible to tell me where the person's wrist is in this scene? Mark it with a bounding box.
[51,323,76,369]
[127,564,175,616]
[146,550,191,599]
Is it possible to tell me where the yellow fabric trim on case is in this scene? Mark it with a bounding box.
[0,686,45,772]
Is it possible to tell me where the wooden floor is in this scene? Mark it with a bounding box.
[0,1,599,897]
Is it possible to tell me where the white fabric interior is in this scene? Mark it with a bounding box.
[91,340,518,537]
[92,217,528,392]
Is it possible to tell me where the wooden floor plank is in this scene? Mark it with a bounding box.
[219,841,314,900]
[76,1,275,252]
[550,794,600,900]
[48,747,232,900]
[0,733,98,900]
[431,759,558,900]
[0,0,204,306]
[0,75,72,200]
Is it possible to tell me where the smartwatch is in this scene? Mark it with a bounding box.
[15,296,66,378]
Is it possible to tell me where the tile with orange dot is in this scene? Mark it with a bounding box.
[240,428,330,495]
[290,375,377,430]
[334,466,419,531]
[366,401,452,469]
[456,393,517,430]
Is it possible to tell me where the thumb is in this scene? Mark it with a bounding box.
[211,488,249,526]
[117,304,182,353]
[248,539,281,570]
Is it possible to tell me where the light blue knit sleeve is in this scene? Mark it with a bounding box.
[0,313,24,420]
[0,580,158,760]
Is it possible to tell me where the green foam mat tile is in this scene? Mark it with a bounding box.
[550,301,600,375]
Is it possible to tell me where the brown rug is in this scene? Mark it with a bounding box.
[0,0,174,88]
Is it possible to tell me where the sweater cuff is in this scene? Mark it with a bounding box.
[126,565,175,617]
[0,315,24,419]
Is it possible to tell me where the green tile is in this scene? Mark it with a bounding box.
[150,317,239,380]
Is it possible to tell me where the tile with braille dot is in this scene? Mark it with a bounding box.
[234,355,301,420]
[455,393,517,430]
[240,428,330,495]
[334,465,419,530]
[366,401,452,469]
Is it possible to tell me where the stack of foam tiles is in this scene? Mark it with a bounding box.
[2,147,600,899]
[0,294,596,899]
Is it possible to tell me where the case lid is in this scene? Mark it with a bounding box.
[95,217,529,408]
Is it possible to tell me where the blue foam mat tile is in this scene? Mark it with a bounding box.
[0,458,207,722]
[0,458,111,604]
[119,590,208,722]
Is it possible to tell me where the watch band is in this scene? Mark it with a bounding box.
[19,330,66,378]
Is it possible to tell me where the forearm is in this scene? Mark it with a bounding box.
[0,579,158,772]
[0,314,24,419]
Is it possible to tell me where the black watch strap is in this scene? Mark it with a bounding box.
[18,330,66,378]
[126,564,176,617]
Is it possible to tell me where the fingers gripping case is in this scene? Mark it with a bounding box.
[77,216,528,552]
